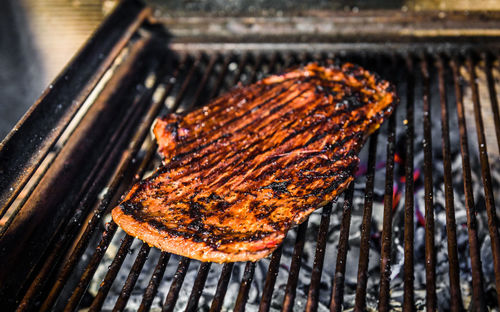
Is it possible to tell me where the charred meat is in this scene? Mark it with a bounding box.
[112,62,397,263]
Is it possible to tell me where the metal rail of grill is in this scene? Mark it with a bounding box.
[1,2,500,312]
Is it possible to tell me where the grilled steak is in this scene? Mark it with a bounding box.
[112,62,397,263]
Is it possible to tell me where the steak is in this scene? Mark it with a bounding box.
[112,62,397,263]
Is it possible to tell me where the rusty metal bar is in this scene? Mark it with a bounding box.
[231,52,249,86]
[466,53,500,308]
[185,262,212,312]
[258,244,284,312]
[450,56,486,312]
[483,53,500,152]
[209,54,233,100]
[281,219,309,312]
[191,53,219,107]
[112,243,152,311]
[403,54,415,312]
[353,133,379,312]
[209,263,234,312]
[138,252,171,312]
[88,235,135,312]
[435,55,463,312]
[306,204,333,312]
[331,184,356,312]
[62,221,118,312]
[249,54,264,83]
[234,262,256,312]
[378,108,397,312]
[173,54,203,109]
[420,54,437,312]
[162,257,192,312]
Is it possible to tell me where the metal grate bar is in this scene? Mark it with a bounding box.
[353,133,379,312]
[466,54,500,307]
[258,244,284,312]
[63,221,119,312]
[282,52,297,70]
[183,54,218,114]
[484,53,500,152]
[281,219,309,312]
[209,263,234,312]
[305,204,333,312]
[262,52,279,80]
[173,54,203,110]
[450,56,486,311]
[435,56,463,312]
[185,262,212,312]
[378,103,397,312]
[162,257,192,312]
[209,54,233,100]
[267,52,279,74]
[249,54,264,83]
[249,54,272,84]
[232,52,250,86]
[112,243,152,311]
[403,54,415,312]
[420,54,437,312]
[138,252,171,312]
[88,235,135,311]
[234,262,256,312]
[331,184,356,312]
[191,53,219,108]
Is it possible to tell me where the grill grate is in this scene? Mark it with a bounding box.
[1,7,500,311]
[8,50,499,311]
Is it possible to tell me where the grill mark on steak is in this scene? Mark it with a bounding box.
[171,86,312,162]
[159,77,365,166]
[183,77,301,130]
[165,80,304,152]
[112,62,398,263]
[152,93,325,183]
[155,96,364,186]
[119,172,352,249]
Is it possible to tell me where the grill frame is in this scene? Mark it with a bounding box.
[1,1,500,311]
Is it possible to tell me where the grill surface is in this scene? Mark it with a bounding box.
[1,2,500,311]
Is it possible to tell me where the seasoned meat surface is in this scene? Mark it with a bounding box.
[112,62,397,263]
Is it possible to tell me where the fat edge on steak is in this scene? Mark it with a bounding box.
[112,62,398,263]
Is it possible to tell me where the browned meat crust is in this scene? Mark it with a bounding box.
[112,62,397,263]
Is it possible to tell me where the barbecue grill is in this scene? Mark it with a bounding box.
[1,0,500,311]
